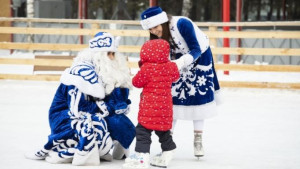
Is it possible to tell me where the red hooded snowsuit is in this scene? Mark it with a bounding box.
[132,39,180,131]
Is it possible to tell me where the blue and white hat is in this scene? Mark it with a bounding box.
[140,6,168,30]
[89,32,121,52]
[60,61,105,99]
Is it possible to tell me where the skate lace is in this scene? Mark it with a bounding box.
[194,135,202,151]
[129,154,139,159]
[129,154,145,164]
[194,141,202,151]
[151,152,173,166]
[155,152,162,157]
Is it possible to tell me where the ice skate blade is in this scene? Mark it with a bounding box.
[122,163,150,169]
[195,155,204,157]
[195,155,204,160]
[122,166,150,169]
[150,164,167,168]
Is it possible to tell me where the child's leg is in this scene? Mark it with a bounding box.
[123,123,151,169]
[150,130,176,167]
[154,130,176,152]
[193,120,204,132]
[135,123,153,153]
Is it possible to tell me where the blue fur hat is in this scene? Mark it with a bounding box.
[89,32,121,52]
[140,6,168,30]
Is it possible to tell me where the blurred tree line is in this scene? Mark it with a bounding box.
[14,0,300,21]
[80,0,300,21]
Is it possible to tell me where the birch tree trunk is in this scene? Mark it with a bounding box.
[181,0,192,17]
[27,0,34,44]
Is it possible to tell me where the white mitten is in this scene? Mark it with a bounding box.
[172,54,194,70]
[172,57,185,70]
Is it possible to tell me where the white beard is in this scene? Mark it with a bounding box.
[74,49,132,95]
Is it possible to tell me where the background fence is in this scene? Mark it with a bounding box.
[0,17,300,89]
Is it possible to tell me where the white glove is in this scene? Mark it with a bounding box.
[172,57,185,70]
[172,54,194,70]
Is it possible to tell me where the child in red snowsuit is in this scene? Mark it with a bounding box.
[123,39,180,169]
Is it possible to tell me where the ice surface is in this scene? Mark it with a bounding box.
[0,80,299,169]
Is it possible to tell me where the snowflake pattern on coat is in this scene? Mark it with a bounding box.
[172,60,215,105]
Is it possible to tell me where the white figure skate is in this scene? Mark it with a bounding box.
[45,151,72,164]
[194,132,204,159]
[123,152,150,169]
[150,150,174,168]
[24,148,49,160]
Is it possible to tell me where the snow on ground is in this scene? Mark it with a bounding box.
[0,80,300,169]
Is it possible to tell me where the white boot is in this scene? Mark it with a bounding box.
[24,148,49,160]
[113,141,127,160]
[100,153,113,161]
[150,150,175,168]
[45,151,72,164]
[194,132,204,158]
[122,152,150,169]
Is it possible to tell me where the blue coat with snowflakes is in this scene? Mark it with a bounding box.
[40,61,135,163]
[169,16,220,106]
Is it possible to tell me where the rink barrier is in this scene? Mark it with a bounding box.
[1,58,300,72]
[1,42,300,56]
[0,18,300,89]
[33,55,75,71]
[0,27,300,55]
[1,73,300,90]
[1,57,300,89]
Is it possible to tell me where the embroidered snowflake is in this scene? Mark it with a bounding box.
[180,65,193,81]
[197,75,207,86]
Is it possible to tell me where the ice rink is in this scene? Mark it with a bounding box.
[0,80,300,169]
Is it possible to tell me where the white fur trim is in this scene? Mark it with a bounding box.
[173,101,218,120]
[60,68,105,99]
[140,11,168,30]
[96,100,110,117]
[214,90,223,105]
[169,16,210,54]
